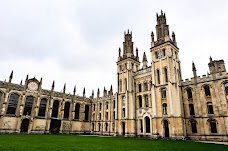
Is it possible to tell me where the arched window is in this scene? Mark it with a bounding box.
[189,104,195,115]
[209,120,217,133]
[75,103,80,120]
[23,96,34,115]
[190,120,197,133]
[207,102,214,114]
[145,116,150,133]
[138,96,142,108]
[64,102,70,119]
[157,70,160,84]
[204,85,211,97]
[187,89,193,99]
[52,100,59,118]
[6,93,19,115]
[106,102,109,109]
[144,82,148,91]
[38,98,47,117]
[113,111,115,119]
[145,95,149,107]
[92,113,95,121]
[155,52,159,59]
[161,88,166,99]
[225,83,228,95]
[162,103,167,115]
[164,68,168,82]
[93,104,96,111]
[84,105,89,121]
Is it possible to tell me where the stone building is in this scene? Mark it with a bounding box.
[0,11,228,141]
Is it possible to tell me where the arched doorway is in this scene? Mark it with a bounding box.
[122,122,125,136]
[164,120,169,138]
[20,119,30,133]
[145,116,150,133]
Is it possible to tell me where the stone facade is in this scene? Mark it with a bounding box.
[0,11,228,141]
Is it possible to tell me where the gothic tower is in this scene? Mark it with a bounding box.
[150,11,185,138]
[116,30,140,136]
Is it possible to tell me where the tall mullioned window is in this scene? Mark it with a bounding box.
[23,96,34,116]
[138,84,142,92]
[64,102,70,119]
[125,78,127,91]
[144,82,148,91]
[119,80,122,92]
[38,98,47,117]
[6,93,19,115]
[75,103,80,120]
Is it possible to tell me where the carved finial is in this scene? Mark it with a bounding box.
[161,10,163,15]
[210,56,213,62]
[73,85,76,95]
[51,80,55,91]
[136,48,138,57]
[83,87,85,96]
[9,70,13,80]
[63,83,66,93]
[127,29,129,34]
[110,85,113,92]
[119,47,121,57]
[40,77,42,84]
[192,61,196,71]
[97,88,100,98]
[92,90,94,96]
[26,74,28,81]
[20,80,23,85]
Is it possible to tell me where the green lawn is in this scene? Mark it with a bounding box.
[0,135,227,151]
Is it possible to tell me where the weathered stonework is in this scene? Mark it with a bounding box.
[0,11,227,141]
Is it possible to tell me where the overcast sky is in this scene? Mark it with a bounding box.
[0,0,227,97]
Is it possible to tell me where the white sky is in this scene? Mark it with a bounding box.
[0,0,227,97]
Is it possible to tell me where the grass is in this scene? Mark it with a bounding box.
[0,135,227,151]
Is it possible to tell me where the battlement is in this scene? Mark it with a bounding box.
[181,71,228,86]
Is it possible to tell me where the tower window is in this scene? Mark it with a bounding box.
[138,95,142,108]
[164,68,168,82]
[157,70,160,84]
[93,104,96,111]
[162,103,167,115]
[187,89,193,99]
[119,80,122,92]
[162,49,166,57]
[204,85,211,97]
[155,52,159,59]
[99,103,102,110]
[122,108,125,118]
[162,88,166,99]
[138,84,142,92]
[189,104,195,115]
[145,95,149,107]
[144,82,148,91]
[125,78,127,91]
[113,111,115,119]
[113,100,115,108]
[106,102,109,109]
[225,83,228,95]
[99,113,101,120]
[207,102,214,114]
